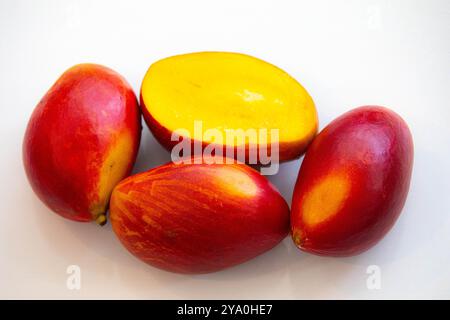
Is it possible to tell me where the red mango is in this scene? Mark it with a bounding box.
[291,106,413,256]
[23,64,141,224]
[110,160,290,274]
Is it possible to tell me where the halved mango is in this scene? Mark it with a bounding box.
[140,52,318,162]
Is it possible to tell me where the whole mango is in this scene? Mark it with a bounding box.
[291,106,413,256]
[110,160,290,273]
[23,64,141,224]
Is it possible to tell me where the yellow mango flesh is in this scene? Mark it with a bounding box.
[141,52,317,153]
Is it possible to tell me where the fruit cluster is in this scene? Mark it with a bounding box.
[23,52,413,274]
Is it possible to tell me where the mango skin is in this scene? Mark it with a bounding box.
[291,106,413,256]
[110,160,290,274]
[23,64,141,223]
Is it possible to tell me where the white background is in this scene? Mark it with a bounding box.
[1,0,449,299]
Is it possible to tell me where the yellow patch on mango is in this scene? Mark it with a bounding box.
[302,172,351,226]
[89,131,134,219]
[213,166,258,198]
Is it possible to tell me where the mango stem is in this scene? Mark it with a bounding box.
[95,214,107,226]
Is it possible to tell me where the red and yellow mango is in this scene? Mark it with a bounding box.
[110,159,290,274]
[23,64,141,224]
[291,106,413,256]
[140,52,318,162]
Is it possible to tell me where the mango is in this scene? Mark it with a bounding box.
[23,64,141,224]
[110,159,290,273]
[291,106,413,256]
[140,52,318,163]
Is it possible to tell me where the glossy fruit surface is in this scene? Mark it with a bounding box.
[23,63,141,223]
[291,106,413,256]
[110,160,290,273]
